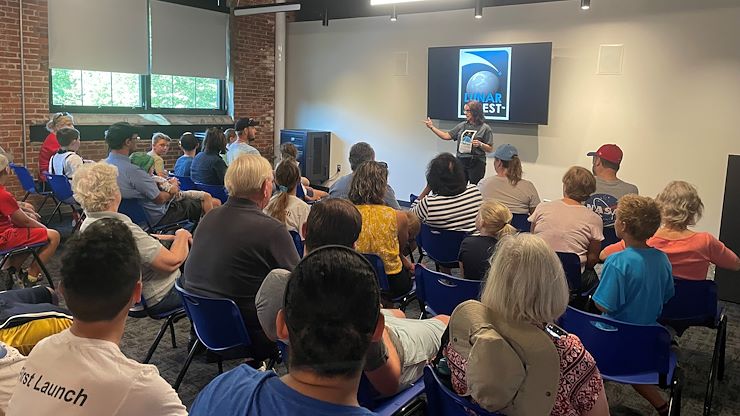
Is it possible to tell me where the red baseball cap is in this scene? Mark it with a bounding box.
[587,144,623,164]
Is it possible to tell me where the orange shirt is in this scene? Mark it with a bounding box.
[602,232,739,280]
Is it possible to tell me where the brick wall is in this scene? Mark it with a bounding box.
[1,0,277,199]
[231,0,276,162]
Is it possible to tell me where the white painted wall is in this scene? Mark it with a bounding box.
[285,0,740,233]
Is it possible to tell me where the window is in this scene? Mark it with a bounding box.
[49,70,225,114]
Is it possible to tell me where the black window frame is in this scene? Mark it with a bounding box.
[48,71,228,115]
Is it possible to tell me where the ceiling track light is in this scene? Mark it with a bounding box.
[322,8,329,26]
[391,5,398,21]
[474,0,483,19]
[581,0,591,10]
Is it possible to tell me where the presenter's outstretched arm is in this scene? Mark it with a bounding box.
[424,117,452,141]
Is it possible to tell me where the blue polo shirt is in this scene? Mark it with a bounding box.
[173,155,193,177]
[190,365,376,416]
[593,247,675,325]
[104,152,167,224]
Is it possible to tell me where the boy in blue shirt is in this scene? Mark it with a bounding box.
[173,132,198,177]
[593,194,674,416]
[190,246,384,416]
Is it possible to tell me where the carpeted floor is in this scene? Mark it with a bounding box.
[38,219,740,415]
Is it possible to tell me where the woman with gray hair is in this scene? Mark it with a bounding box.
[444,233,609,416]
[72,162,192,314]
[601,180,740,279]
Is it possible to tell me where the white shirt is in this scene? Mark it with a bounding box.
[48,151,83,179]
[0,343,25,413]
[8,330,186,416]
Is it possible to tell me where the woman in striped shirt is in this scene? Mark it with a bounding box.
[411,153,483,234]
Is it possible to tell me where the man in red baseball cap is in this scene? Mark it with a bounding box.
[585,144,639,241]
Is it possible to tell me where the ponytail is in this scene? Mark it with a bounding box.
[503,155,523,186]
[265,160,301,225]
[478,200,517,238]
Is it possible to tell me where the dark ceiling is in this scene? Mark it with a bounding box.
[169,0,568,19]
[293,0,566,22]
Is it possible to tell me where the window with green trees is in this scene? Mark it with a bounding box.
[50,69,223,113]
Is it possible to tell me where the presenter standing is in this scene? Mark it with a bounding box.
[424,100,493,185]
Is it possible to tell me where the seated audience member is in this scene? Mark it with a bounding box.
[104,122,203,227]
[264,160,310,238]
[0,155,60,287]
[329,142,400,209]
[444,233,609,416]
[173,132,199,177]
[585,144,639,230]
[602,181,740,278]
[530,166,603,271]
[129,152,219,215]
[7,218,187,415]
[477,144,540,214]
[190,246,381,415]
[48,127,85,179]
[349,161,413,298]
[182,155,299,361]
[458,200,517,280]
[0,342,25,412]
[191,127,228,185]
[224,128,237,151]
[410,153,483,233]
[148,132,171,177]
[0,287,72,355]
[226,118,260,165]
[39,112,74,180]
[256,198,448,396]
[73,162,190,315]
[593,195,674,415]
[279,143,328,201]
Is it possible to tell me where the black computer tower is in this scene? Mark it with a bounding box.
[280,129,331,184]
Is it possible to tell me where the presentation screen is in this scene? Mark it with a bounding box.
[427,42,552,125]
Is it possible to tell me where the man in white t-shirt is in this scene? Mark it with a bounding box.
[7,218,187,416]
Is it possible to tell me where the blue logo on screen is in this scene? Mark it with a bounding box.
[458,47,512,121]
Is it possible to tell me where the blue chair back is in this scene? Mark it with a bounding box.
[118,199,153,228]
[174,175,197,192]
[420,223,468,265]
[10,164,38,194]
[43,173,74,201]
[556,252,582,293]
[195,182,228,204]
[423,366,500,416]
[409,194,418,205]
[363,253,390,291]
[559,306,672,380]
[289,230,304,258]
[511,213,530,233]
[295,181,305,199]
[415,264,483,316]
[601,227,619,250]
[659,278,718,328]
[174,280,252,351]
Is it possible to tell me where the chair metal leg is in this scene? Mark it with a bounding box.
[144,314,177,364]
[30,250,54,290]
[43,201,63,225]
[174,339,201,391]
[669,366,683,416]
[21,192,30,203]
[418,298,426,319]
[217,357,224,374]
[37,194,50,213]
[719,315,727,381]
[169,320,178,348]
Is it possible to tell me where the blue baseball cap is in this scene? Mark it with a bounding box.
[493,144,518,161]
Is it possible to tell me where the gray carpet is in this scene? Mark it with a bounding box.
[38,219,740,415]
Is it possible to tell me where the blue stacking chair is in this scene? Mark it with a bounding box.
[118,199,191,234]
[556,252,595,298]
[174,175,197,192]
[173,279,260,391]
[415,264,483,317]
[419,223,468,271]
[128,296,186,364]
[0,243,55,289]
[601,226,619,250]
[289,230,304,258]
[195,182,228,204]
[510,213,530,233]
[423,365,502,416]
[659,278,726,416]
[560,306,683,415]
[363,253,416,311]
[10,163,56,215]
[42,173,84,228]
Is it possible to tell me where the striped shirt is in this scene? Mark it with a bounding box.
[410,184,483,233]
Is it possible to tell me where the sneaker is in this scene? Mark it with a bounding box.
[9,268,25,290]
[18,269,39,288]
